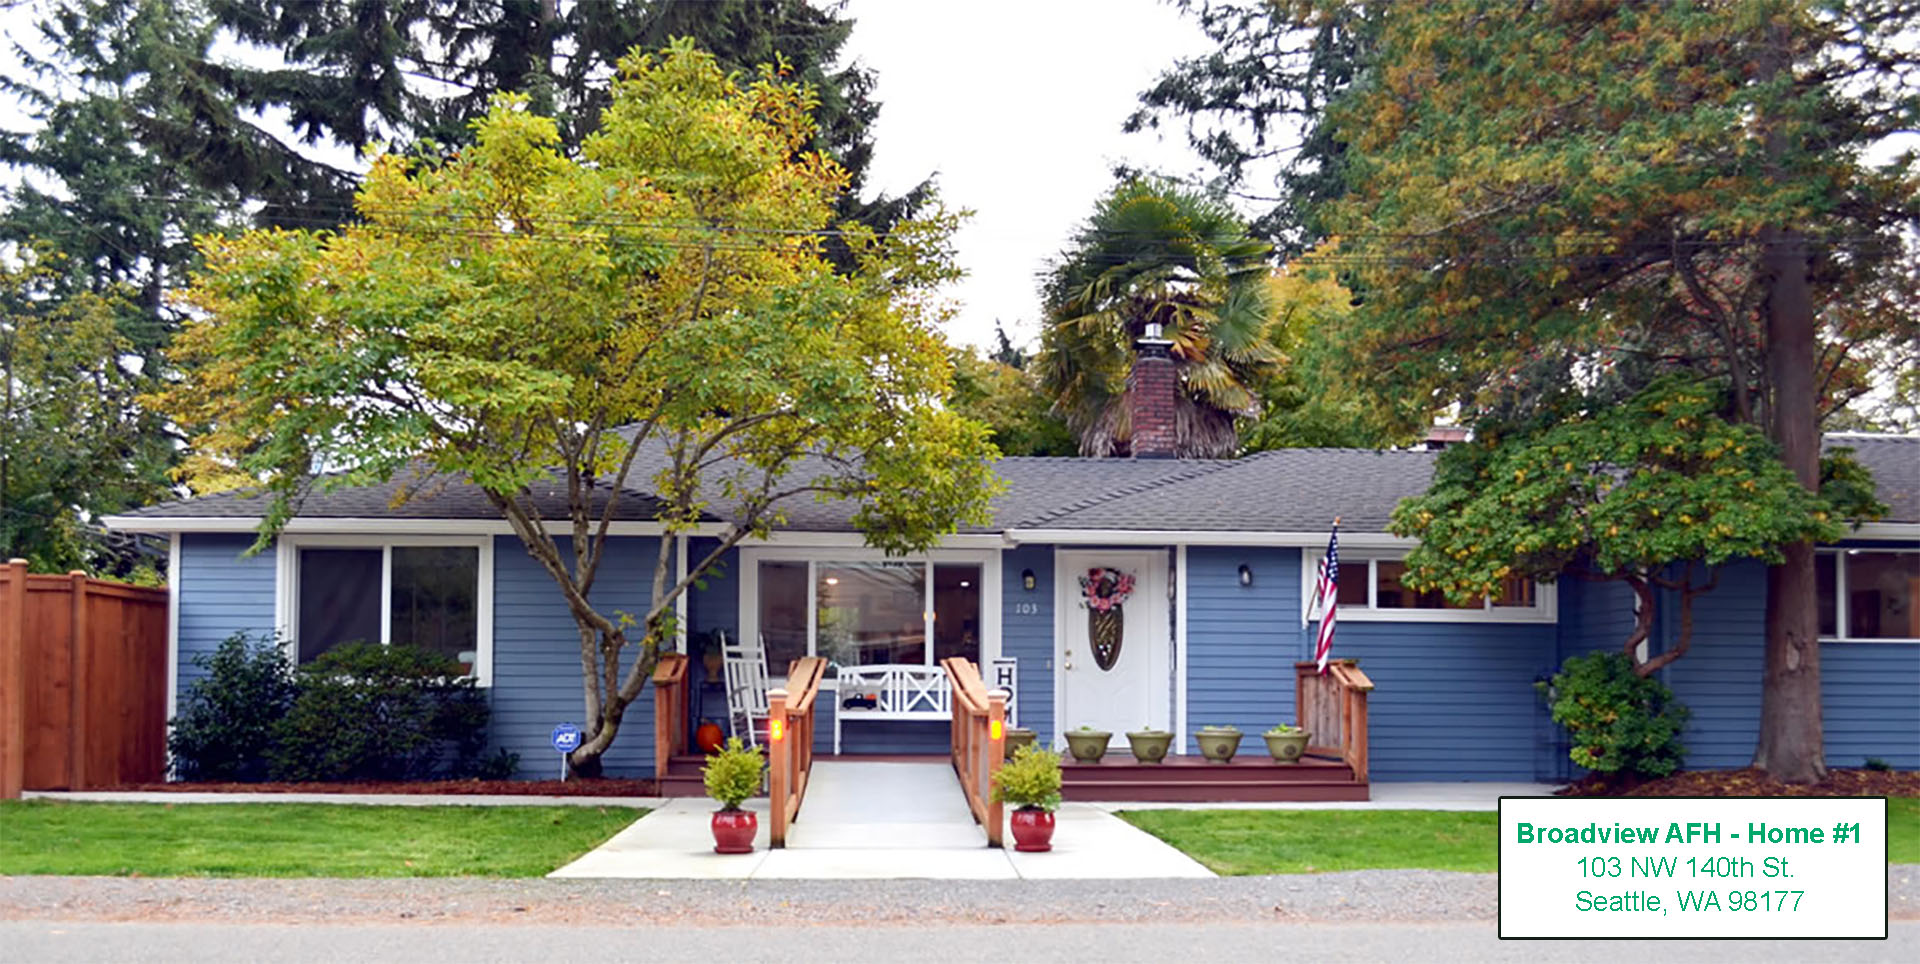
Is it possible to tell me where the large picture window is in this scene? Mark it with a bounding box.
[282,538,493,681]
[1312,556,1553,623]
[746,552,990,674]
[1818,549,1920,642]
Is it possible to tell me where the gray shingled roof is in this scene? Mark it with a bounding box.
[1829,435,1919,525]
[115,435,1918,532]
[117,466,674,522]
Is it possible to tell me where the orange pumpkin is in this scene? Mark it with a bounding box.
[695,722,726,754]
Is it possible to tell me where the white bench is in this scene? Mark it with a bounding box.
[832,664,951,755]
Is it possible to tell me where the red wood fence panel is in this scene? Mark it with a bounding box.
[0,560,169,798]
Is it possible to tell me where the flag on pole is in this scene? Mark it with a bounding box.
[1313,520,1340,674]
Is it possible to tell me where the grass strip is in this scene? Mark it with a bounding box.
[1122,799,1920,876]
[0,800,641,878]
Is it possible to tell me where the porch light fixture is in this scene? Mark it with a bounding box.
[1021,569,1036,591]
[1238,564,1253,587]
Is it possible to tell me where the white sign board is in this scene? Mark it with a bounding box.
[989,657,1018,727]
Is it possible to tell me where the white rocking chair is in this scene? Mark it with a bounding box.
[720,631,771,748]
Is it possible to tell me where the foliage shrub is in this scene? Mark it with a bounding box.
[268,642,491,782]
[1538,652,1689,780]
[169,632,297,781]
[992,744,1063,811]
[702,737,765,810]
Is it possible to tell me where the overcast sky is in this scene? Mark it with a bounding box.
[0,0,1225,355]
[840,0,1218,352]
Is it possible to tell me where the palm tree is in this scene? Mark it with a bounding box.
[1036,178,1281,457]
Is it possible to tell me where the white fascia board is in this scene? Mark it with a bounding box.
[744,531,1007,549]
[1002,528,1413,549]
[1836,523,1920,542]
[101,515,716,537]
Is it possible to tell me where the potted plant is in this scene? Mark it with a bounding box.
[1194,724,1243,763]
[1062,725,1111,763]
[993,744,1064,852]
[1263,723,1311,764]
[1003,727,1038,760]
[700,632,725,680]
[702,737,764,854]
[1125,726,1173,763]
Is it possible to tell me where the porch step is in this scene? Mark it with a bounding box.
[1059,753,1368,803]
[1061,778,1370,803]
[1061,754,1353,783]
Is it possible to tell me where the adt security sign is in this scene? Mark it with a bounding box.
[551,723,582,780]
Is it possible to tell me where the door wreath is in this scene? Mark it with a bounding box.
[1078,567,1136,671]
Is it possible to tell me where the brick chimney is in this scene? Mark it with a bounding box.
[1129,324,1178,459]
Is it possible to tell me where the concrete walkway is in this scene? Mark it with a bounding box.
[23,790,660,808]
[547,760,1214,880]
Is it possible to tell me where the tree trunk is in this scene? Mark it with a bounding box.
[1749,16,1826,785]
[1752,223,1826,783]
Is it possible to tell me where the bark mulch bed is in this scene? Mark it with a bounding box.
[1558,767,1919,797]
[109,778,657,797]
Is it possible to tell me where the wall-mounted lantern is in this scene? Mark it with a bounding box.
[1021,568,1037,591]
[1238,564,1253,587]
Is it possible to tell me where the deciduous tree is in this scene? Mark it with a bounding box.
[163,44,998,775]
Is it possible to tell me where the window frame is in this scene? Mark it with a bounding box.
[275,534,495,685]
[1300,550,1556,624]
[738,546,1001,687]
[1818,547,1920,644]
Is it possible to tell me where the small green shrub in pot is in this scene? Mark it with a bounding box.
[1538,651,1688,781]
[992,744,1064,812]
[703,737,766,810]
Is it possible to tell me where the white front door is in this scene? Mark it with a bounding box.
[1056,550,1169,741]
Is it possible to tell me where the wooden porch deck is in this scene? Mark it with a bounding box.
[1060,750,1368,803]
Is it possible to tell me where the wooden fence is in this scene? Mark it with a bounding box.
[1,560,169,798]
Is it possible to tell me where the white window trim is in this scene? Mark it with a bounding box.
[1299,550,1557,625]
[274,534,496,685]
[1818,548,1920,644]
[737,545,1001,689]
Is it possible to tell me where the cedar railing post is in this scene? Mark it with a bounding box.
[1,560,26,799]
[985,689,1006,848]
[67,571,90,790]
[767,687,790,848]
[651,654,688,783]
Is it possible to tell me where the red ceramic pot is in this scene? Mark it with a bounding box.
[1009,807,1055,852]
[711,809,757,854]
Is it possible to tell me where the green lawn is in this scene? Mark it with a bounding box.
[0,801,641,877]
[1123,799,1920,876]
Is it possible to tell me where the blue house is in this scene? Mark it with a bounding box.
[105,356,1919,792]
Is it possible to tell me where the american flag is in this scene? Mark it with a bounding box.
[1312,522,1340,674]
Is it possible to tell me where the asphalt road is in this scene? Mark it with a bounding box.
[2,920,1914,963]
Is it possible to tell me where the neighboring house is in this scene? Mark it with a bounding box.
[104,347,1920,784]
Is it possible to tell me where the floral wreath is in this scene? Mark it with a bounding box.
[1078,567,1135,612]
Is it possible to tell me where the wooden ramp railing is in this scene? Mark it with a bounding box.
[651,653,689,784]
[1295,659,1373,783]
[767,656,826,848]
[941,657,1005,848]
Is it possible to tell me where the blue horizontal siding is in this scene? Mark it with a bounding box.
[1662,557,1920,770]
[489,535,656,777]
[1185,546,1301,749]
[1000,544,1055,740]
[176,534,279,697]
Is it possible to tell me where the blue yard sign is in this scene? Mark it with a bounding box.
[551,723,582,780]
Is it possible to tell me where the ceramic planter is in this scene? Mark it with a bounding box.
[1126,730,1173,763]
[1263,729,1311,764]
[1194,727,1243,763]
[1063,729,1112,763]
[1003,728,1037,760]
[1010,807,1056,852]
[710,809,757,854]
